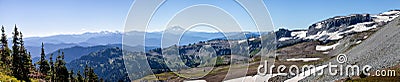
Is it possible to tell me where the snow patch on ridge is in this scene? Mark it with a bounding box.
[346,22,377,33]
[291,31,307,38]
[278,37,292,41]
[305,11,399,41]
[223,73,287,82]
[184,80,207,82]
[316,42,340,51]
[381,10,400,15]
[315,23,323,29]
[286,58,320,62]
[306,31,343,40]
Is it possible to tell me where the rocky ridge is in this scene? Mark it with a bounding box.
[276,10,400,43]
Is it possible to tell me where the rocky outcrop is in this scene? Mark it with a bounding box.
[307,14,372,36]
[303,13,400,82]
[276,10,400,44]
[275,29,292,39]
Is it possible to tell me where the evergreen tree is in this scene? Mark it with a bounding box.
[69,70,74,82]
[37,42,50,76]
[100,78,104,82]
[55,51,60,80]
[55,51,59,80]
[0,25,94,82]
[84,65,89,81]
[49,53,55,81]
[90,68,99,82]
[85,67,98,82]
[19,32,31,81]
[0,26,11,75]
[27,52,34,72]
[77,71,84,82]
[55,51,69,81]
[61,52,69,80]
[4,25,102,82]
[10,25,31,81]
[0,25,10,66]
[11,25,23,80]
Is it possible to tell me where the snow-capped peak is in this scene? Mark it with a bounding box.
[165,26,185,32]
[380,10,400,16]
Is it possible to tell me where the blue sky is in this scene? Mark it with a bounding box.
[0,0,133,37]
[131,0,266,32]
[0,0,399,37]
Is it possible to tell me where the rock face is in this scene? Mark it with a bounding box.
[276,10,400,43]
[307,14,372,36]
[303,13,400,82]
[275,29,292,39]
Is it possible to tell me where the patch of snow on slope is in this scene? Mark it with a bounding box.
[238,38,257,43]
[381,10,400,15]
[237,39,246,44]
[356,41,362,44]
[322,51,329,54]
[291,31,307,38]
[286,58,320,62]
[306,31,343,40]
[327,32,344,40]
[346,22,377,32]
[316,42,340,51]
[248,38,256,41]
[334,16,348,19]
[315,23,323,29]
[372,15,398,23]
[373,11,400,22]
[363,36,369,39]
[224,73,286,82]
[278,37,292,41]
[184,80,207,82]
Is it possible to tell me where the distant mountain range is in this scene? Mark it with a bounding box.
[21,31,122,58]
[31,44,157,64]
[22,26,260,58]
